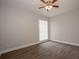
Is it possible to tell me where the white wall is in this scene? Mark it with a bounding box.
[0,3,47,53]
[50,9,79,45]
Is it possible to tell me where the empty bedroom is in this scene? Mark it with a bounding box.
[0,0,79,59]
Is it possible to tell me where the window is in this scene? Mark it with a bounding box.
[39,20,48,41]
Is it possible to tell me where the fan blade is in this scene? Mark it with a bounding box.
[53,5,59,8]
[41,0,47,4]
[39,6,45,9]
[52,0,58,3]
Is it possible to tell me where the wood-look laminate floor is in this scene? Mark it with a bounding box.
[1,41,79,59]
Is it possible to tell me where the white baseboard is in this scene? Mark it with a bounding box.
[51,39,79,47]
[0,40,49,54]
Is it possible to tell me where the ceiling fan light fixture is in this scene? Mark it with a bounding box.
[45,5,52,10]
[39,0,59,11]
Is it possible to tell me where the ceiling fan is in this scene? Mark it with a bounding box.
[39,0,59,11]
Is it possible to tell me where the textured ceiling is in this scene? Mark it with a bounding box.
[2,0,79,17]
